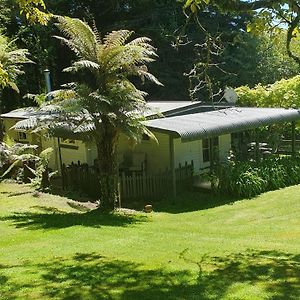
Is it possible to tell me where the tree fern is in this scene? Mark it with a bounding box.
[16,16,162,210]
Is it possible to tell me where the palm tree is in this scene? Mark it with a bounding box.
[48,16,162,209]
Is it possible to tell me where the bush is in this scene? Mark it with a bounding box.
[216,156,300,198]
[235,75,300,108]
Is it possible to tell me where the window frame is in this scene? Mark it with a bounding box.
[18,131,28,141]
[202,136,219,163]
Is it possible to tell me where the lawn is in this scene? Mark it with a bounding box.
[0,182,299,300]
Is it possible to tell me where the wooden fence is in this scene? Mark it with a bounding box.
[62,161,194,201]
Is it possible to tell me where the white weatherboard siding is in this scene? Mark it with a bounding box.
[59,140,87,166]
[3,118,35,144]
[86,132,170,173]
[2,115,231,175]
[174,138,201,171]
[71,134,231,173]
[85,142,97,166]
[219,134,231,161]
[174,134,231,174]
[3,118,59,172]
[117,131,170,173]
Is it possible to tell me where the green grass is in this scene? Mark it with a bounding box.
[0,182,299,300]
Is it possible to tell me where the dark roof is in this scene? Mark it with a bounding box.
[1,102,201,120]
[1,101,231,120]
[145,107,300,141]
[145,101,232,118]
[4,105,300,142]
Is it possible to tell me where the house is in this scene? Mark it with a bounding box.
[1,102,300,182]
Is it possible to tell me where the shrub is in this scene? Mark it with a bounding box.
[215,156,300,198]
[235,75,300,108]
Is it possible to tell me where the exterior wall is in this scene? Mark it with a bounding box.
[174,134,231,174]
[2,117,88,173]
[2,118,35,144]
[86,132,171,173]
[2,117,231,175]
[59,139,87,166]
[174,138,202,171]
[219,134,231,161]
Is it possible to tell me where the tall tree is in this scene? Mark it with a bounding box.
[33,16,161,209]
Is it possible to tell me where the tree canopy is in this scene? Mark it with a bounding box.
[183,0,300,64]
[1,0,300,112]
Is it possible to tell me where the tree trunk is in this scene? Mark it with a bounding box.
[95,121,119,210]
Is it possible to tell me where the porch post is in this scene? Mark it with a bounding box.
[169,135,176,199]
[209,138,213,170]
[57,137,64,188]
[292,121,296,156]
[255,129,259,161]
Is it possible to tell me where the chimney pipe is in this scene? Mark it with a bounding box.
[44,68,51,100]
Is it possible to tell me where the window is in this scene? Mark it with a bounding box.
[203,138,210,163]
[18,132,28,141]
[202,137,219,163]
[60,138,75,144]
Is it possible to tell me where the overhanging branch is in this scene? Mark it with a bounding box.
[214,0,284,11]
[286,14,300,64]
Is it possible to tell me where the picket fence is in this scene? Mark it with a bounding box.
[62,161,194,201]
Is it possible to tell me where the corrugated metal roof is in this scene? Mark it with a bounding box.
[145,101,232,117]
[5,106,300,142]
[145,107,300,141]
[1,102,199,120]
[147,101,194,112]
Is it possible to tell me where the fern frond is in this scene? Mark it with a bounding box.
[103,30,133,48]
[137,69,163,86]
[1,160,20,178]
[53,36,82,57]
[127,37,156,51]
[92,20,102,44]
[55,16,97,60]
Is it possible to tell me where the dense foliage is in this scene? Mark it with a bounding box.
[1,0,299,112]
[0,141,55,190]
[183,1,300,65]
[0,33,32,96]
[216,156,300,198]
[236,75,300,108]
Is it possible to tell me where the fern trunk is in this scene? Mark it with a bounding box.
[95,122,119,210]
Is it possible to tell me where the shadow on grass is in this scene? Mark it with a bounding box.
[149,190,241,214]
[0,209,148,230]
[0,190,32,197]
[47,185,95,203]
[0,250,299,299]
